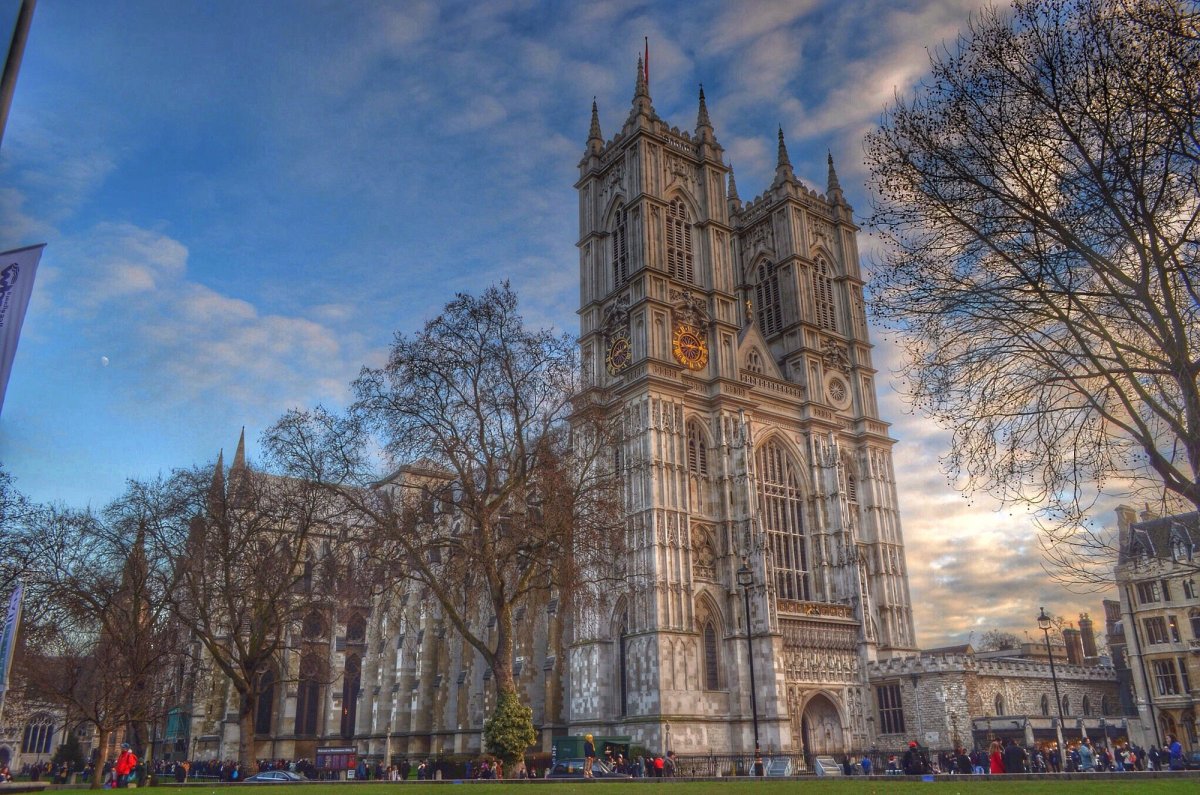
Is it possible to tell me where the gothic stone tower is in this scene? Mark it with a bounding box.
[571,61,916,757]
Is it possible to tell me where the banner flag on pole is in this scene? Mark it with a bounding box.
[0,243,44,417]
[0,580,24,694]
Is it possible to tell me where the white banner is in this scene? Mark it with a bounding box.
[0,243,44,416]
[0,580,24,692]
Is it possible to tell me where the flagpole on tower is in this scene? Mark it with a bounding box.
[0,0,38,150]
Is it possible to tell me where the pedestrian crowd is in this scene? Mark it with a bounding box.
[839,732,1189,775]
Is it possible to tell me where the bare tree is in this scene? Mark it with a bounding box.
[266,283,623,770]
[0,464,44,597]
[865,0,1200,584]
[978,629,1022,651]
[18,505,178,788]
[139,454,355,770]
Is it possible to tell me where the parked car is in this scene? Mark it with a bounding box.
[241,770,309,783]
[546,759,631,779]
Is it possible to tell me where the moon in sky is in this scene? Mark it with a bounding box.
[100,356,109,367]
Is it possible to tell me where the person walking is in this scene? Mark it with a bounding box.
[988,740,1004,775]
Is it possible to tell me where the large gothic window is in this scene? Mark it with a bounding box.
[618,611,629,717]
[755,261,782,334]
[665,198,694,284]
[755,440,810,601]
[703,620,720,690]
[340,653,361,738]
[612,204,629,288]
[686,421,708,476]
[813,258,837,331]
[22,714,54,755]
[255,669,275,735]
[295,654,322,736]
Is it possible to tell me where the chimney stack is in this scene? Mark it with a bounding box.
[1079,613,1098,658]
[1062,627,1084,665]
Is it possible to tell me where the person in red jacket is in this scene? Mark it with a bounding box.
[115,744,137,788]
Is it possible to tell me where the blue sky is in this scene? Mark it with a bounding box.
[0,0,1112,647]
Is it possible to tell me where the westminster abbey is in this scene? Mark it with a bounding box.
[185,61,918,764]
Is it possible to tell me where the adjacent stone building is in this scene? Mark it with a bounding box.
[1114,505,1199,750]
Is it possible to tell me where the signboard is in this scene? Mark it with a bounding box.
[316,746,357,772]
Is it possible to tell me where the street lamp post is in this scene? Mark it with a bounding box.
[1038,607,1067,768]
[737,562,760,758]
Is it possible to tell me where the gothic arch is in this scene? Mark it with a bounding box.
[809,245,840,276]
[694,592,725,690]
[797,691,847,757]
[662,187,702,224]
[612,596,631,717]
[753,431,812,493]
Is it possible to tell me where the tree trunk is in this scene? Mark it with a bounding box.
[238,692,257,771]
[91,728,111,790]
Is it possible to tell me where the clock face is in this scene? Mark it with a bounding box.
[606,336,632,374]
[672,323,709,370]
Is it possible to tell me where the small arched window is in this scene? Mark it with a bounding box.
[994,693,1005,716]
[703,620,720,690]
[347,613,367,643]
[687,421,708,476]
[665,198,694,284]
[1061,694,1070,716]
[846,471,858,504]
[755,261,782,334]
[1101,695,1111,716]
[302,611,325,641]
[1040,694,1050,716]
[612,204,629,288]
[747,350,764,373]
[813,258,837,331]
[1081,695,1091,717]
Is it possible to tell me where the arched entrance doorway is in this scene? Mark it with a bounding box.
[800,693,845,758]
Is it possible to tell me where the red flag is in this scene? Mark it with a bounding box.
[644,37,649,88]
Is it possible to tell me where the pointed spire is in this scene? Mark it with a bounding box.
[588,97,603,144]
[628,54,655,123]
[696,84,712,132]
[727,166,739,201]
[827,151,842,192]
[774,126,795,185]
[208,449,226,507]
[232,426,247,471]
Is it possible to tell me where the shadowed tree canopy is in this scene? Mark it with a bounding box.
[266,283,623,768]
[121,452,356,770]
[865,0,1199,577]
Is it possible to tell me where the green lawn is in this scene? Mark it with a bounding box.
[174,776,1196,795]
